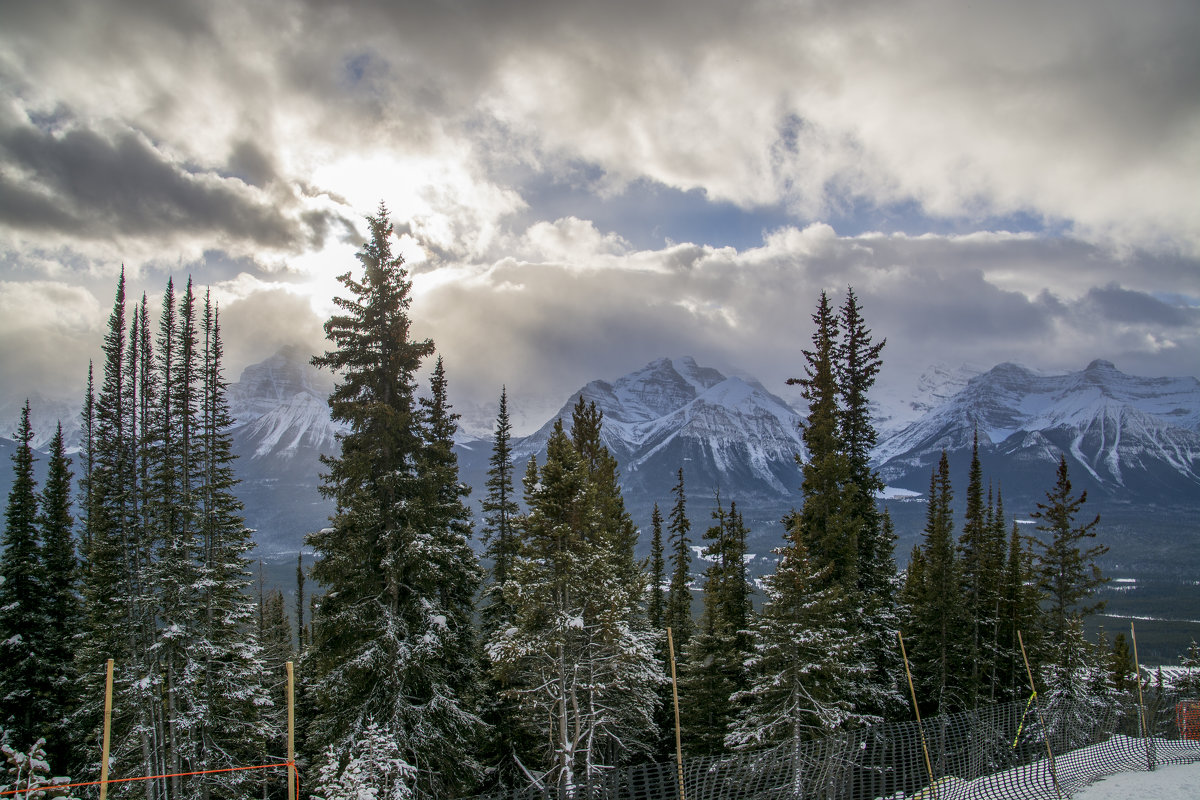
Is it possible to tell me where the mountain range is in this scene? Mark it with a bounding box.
[3,352,1198,562]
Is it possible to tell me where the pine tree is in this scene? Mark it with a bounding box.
[728,520,867,760]
[836,288,887,586]
[191,294,273,798]
[665,468,694,649]
[679,496,754,755]
[830,289,904,721]
[903,451,968,715]
[477,388,535,793]
[0,732,83,800]
[488,415,661,792]
[481,387,520,633]
[1110,633,1135,696]
[957,430,1006,708]
[645,502,673,760]
[313,717,416,800]
[73,272,141,784]
[78,363,96,564]
[788,291,859,589]
[415,356,484,762]
[305,206,482,799]
[0,403,45,748]
[37,423,81,768]
[260,588,294,800]
[296,553,306,653]
[648,504,665,630]
[1032,456,1107,702]
[1176,640,1200,695]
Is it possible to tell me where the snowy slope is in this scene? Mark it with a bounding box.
[509,357,805,513]
[875,360,1200,500]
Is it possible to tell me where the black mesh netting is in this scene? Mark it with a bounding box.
[465,689,1200,800]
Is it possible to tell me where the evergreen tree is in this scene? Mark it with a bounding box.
[37,423,81,768]
[1176,640,1200,695]
[996,518,1044,701]
[313,718,416,800]
[1110,633,1135,696]
[836,288,887,586]
[305,206,482,799]
[679,496,754,755]
[728,520,867,759]
[78,363,96,564]
[260,588,294,800]
[957,430,1007,707]
[0,402,44,748]
[73,272,140,784]
[488,415,661,792]
[665,468,694,649]
[645,502,673,760]
[477,390,535,792]
[903,451,969,715]
[481,387,520,630]
[1032,456,1107,701]
[648,503,665,630]
[832,289,904,720]
[0,731,83,800]
[296,553,307,653]
[191,295,273,798]
[788,291,858,589]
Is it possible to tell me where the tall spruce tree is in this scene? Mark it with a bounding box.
[958,430,1004,708]
[481,387,520,628]
[648,503,665,630]
[488,412,660,792]
[788,292,858,589]
[679,496,754,755]
[902,451,969,715]
[835,289,902,720]
[478,389,535,792]
[728,519,867,758]
[665,468,694,649]
[305,206,482,799]
[37,423,81,768]
[192,295,273,798]
[1032,456,1107,703]
[74,272,143,784]
[0,403,44,748]
[997,519,1043,701]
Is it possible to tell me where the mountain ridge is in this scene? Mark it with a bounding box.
[3,350,1198,555]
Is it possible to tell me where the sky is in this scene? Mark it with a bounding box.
[1,0,1198,435]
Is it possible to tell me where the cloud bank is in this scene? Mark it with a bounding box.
[0,0,1197,426]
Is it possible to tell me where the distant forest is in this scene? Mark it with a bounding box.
[3,206,1163,800]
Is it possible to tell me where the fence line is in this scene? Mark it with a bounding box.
[466,688,1200,800]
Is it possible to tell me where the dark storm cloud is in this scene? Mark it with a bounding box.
[1082,284,1193,327]
[0,120,312,248]
[225,140,279,189]
[416,225,1200,420]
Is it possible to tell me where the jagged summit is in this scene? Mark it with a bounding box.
[875,360,1200,499]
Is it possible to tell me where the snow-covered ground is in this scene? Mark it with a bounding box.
[905,735,1200,799]
[1072,760,1200,799]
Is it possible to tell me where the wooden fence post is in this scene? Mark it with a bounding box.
[99,658,114,800]
[287,661,296,800]
[667,628,686,800]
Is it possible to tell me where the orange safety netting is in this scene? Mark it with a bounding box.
[0,761,297,797]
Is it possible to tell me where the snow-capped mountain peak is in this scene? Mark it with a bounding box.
[875,360,1200,499]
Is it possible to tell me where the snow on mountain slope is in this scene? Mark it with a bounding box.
[239,390,345,460]
[0,393,81,451]
[227,344,336,426]
[875,360,1200,498]
[514,358,803,481]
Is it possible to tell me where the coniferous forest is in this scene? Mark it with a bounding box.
[1,207,1136,799]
